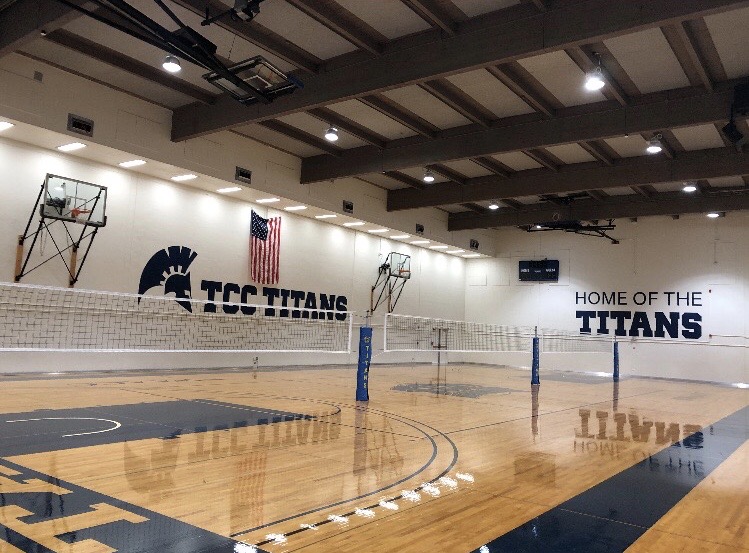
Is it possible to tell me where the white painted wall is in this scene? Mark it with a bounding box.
[0,138,466,372]
[464,217,749,383]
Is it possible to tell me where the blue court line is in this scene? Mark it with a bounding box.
[472,405,749,552]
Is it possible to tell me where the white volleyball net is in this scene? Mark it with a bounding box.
[0,282,353,353]
[540,328,614,353]
[383,313,534,352]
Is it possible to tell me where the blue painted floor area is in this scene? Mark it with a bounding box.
[0,459,267,553]
[472,405,748,552]
[0,399,307,456]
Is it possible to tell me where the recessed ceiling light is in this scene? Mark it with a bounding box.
[315,214,337,219]
[682,183,697,193]
[171,174,197,182]
[162,55,181,73]
[57,142,86,152]
[462,253,481,258]
[646,135,663,154]
[119,159,146,168]
[217,186,242,193]
[324,126,339,142]
[344,221,365,227]
[390,234,410,239]
[284,205,307,211]
[488,203,500,210]
[446,249,465,254]
[0,122,14,132]
[430,245,449,249]
[256,197,280,204]
[368,228,388,233]
[423,169,435,183]
[706,212,720,218]
[410,240,429,245]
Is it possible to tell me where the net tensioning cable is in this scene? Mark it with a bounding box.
[0,282,353,353]
[384,313,534,352]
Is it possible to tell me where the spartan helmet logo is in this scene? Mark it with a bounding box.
[138,246,198,312]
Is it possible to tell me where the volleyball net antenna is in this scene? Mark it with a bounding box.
[0,282,353,353]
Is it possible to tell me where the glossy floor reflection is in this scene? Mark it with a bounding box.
[0,364,745,552]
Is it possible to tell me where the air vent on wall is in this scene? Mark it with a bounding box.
[415,224,424,235]
[342,200,354,214]
[235,166,252,184]
[67,114,94,137]
[469,239,479,251]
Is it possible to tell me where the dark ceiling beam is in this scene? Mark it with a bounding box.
[172,0,747,140]
[400,0,466,36]
[426,163,468,185]
[523,148,562,171]
[470,156,513,177]
[169,0,320,74]
[359,94,440,138]
[448,189,749,231]
[578,140,617,165]
[461,202,488,213]
[503,198,524,209]
[0,0,90,57]
[419,79,495,126]
[284,0,386,55]
[660,23,714,91]
[565,46,630,106]
[258,120,342,156]
[486,63,561,116]
[631,184,658,197]
[44,30,216,104]
[587,189,610,201]
[686,18,729,82]
[523,0,550,11]
[387,148,749,210]
[302,82,737,183]
[307,107,388,148]
[383,171,427,189]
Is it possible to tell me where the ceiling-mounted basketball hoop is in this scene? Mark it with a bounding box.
[370,252,411,314]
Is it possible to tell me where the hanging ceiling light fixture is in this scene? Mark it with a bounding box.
[162,55,181,73]
[423,169,435,183]
[584,53,606,91]
[682,182,697,193]
[324,126,339,142]
[488,202,500,210]
[646,134,663,154]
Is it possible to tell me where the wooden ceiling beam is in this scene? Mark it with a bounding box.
[486,63,561,116]
[307,107,388,148]
[470,156,513,177]
[419,79,495,126]
[661,23,714,91]
[258,120,343,156]
[400,0,466,36]
[426,163,468,185]
[448,188,749,230]
[173,0,746,140]
[383,171,427,190]
[284,0,387,55]
[359,94,440,138]
[387,148,749,210]
[0,0,92,57]
[303,82,737,183]
[45,30,216,104]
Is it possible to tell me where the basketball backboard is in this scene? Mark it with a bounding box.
[42,174,107,226]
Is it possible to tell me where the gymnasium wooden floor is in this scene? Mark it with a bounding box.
[0,364,746,552]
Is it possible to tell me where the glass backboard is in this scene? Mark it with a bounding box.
[42,174,107,227]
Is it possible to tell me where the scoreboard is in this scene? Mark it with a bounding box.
[519,259,559,282]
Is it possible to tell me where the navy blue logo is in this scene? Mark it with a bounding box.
[138,246,197,312]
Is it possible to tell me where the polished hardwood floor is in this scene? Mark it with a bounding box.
[0,364,746,552]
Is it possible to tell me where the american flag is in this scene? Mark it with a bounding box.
[250,210,281,284]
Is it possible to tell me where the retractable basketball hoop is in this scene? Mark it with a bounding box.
[14,174,107,287]
[370,252,411,314]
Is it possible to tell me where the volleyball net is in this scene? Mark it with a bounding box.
[0,282,353,353]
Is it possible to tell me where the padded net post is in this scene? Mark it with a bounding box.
[0,282,353,353]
